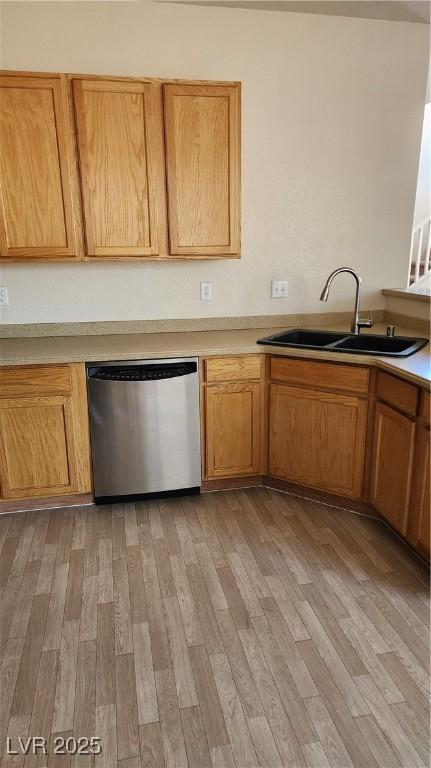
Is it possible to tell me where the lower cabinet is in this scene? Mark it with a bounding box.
[370,401,416,536]
[410,391,430,560]
[202,355,263,479]
[1,352,429,566]
[205,381,261,478]
[408,424,430,560]
[269,383,367,498]
[0,363,91,500]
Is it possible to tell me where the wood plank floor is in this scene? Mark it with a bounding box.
[0,487,429,768]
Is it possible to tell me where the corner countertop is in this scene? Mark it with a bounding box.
[382,287,431,303]
[0,322,429,389]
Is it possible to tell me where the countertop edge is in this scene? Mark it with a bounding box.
[1,339,429,389]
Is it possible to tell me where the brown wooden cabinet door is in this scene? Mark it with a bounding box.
[205,382,260,478]
[164,83,240,256]
[370,402,415,535]
[0,364,91,499]
[270,384,367,498]
[0,74,83,260]
[73,78,168,258]
[408,425,430,560]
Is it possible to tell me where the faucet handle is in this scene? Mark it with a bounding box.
[357,310,374,331]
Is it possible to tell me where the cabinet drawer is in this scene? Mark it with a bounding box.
[205,356,262,382]
[270,357,369,395]
[0,365,72,398]
[376,371,418,417]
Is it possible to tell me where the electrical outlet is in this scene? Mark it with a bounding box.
[0,287,9,306]
[200,282,213,301]
[271,280,288,299]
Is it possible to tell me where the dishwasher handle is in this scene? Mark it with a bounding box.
[87,361,197,382]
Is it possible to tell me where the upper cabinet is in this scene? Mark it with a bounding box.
[0,73,83,260]
[0,71,241,261]
[72,78,168,258]
[164,83,240,257]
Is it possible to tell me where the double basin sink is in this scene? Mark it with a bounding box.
[257,328,429,357]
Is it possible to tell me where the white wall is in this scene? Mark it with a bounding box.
[413,102,431,227]
[0,1,428,324]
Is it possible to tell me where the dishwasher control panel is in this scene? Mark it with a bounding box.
[87,361,197,382]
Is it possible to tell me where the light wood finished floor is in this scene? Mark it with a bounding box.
[0,488,429,768]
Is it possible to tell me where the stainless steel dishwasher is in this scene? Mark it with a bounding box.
[86,358,201,501]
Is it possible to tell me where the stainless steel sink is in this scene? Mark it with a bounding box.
[257,328,429,357]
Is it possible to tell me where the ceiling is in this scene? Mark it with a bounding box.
[157,1,431,23]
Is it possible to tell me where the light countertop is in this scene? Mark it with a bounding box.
[0,322,429,389]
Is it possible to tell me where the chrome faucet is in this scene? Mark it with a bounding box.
[320,267,373,335]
